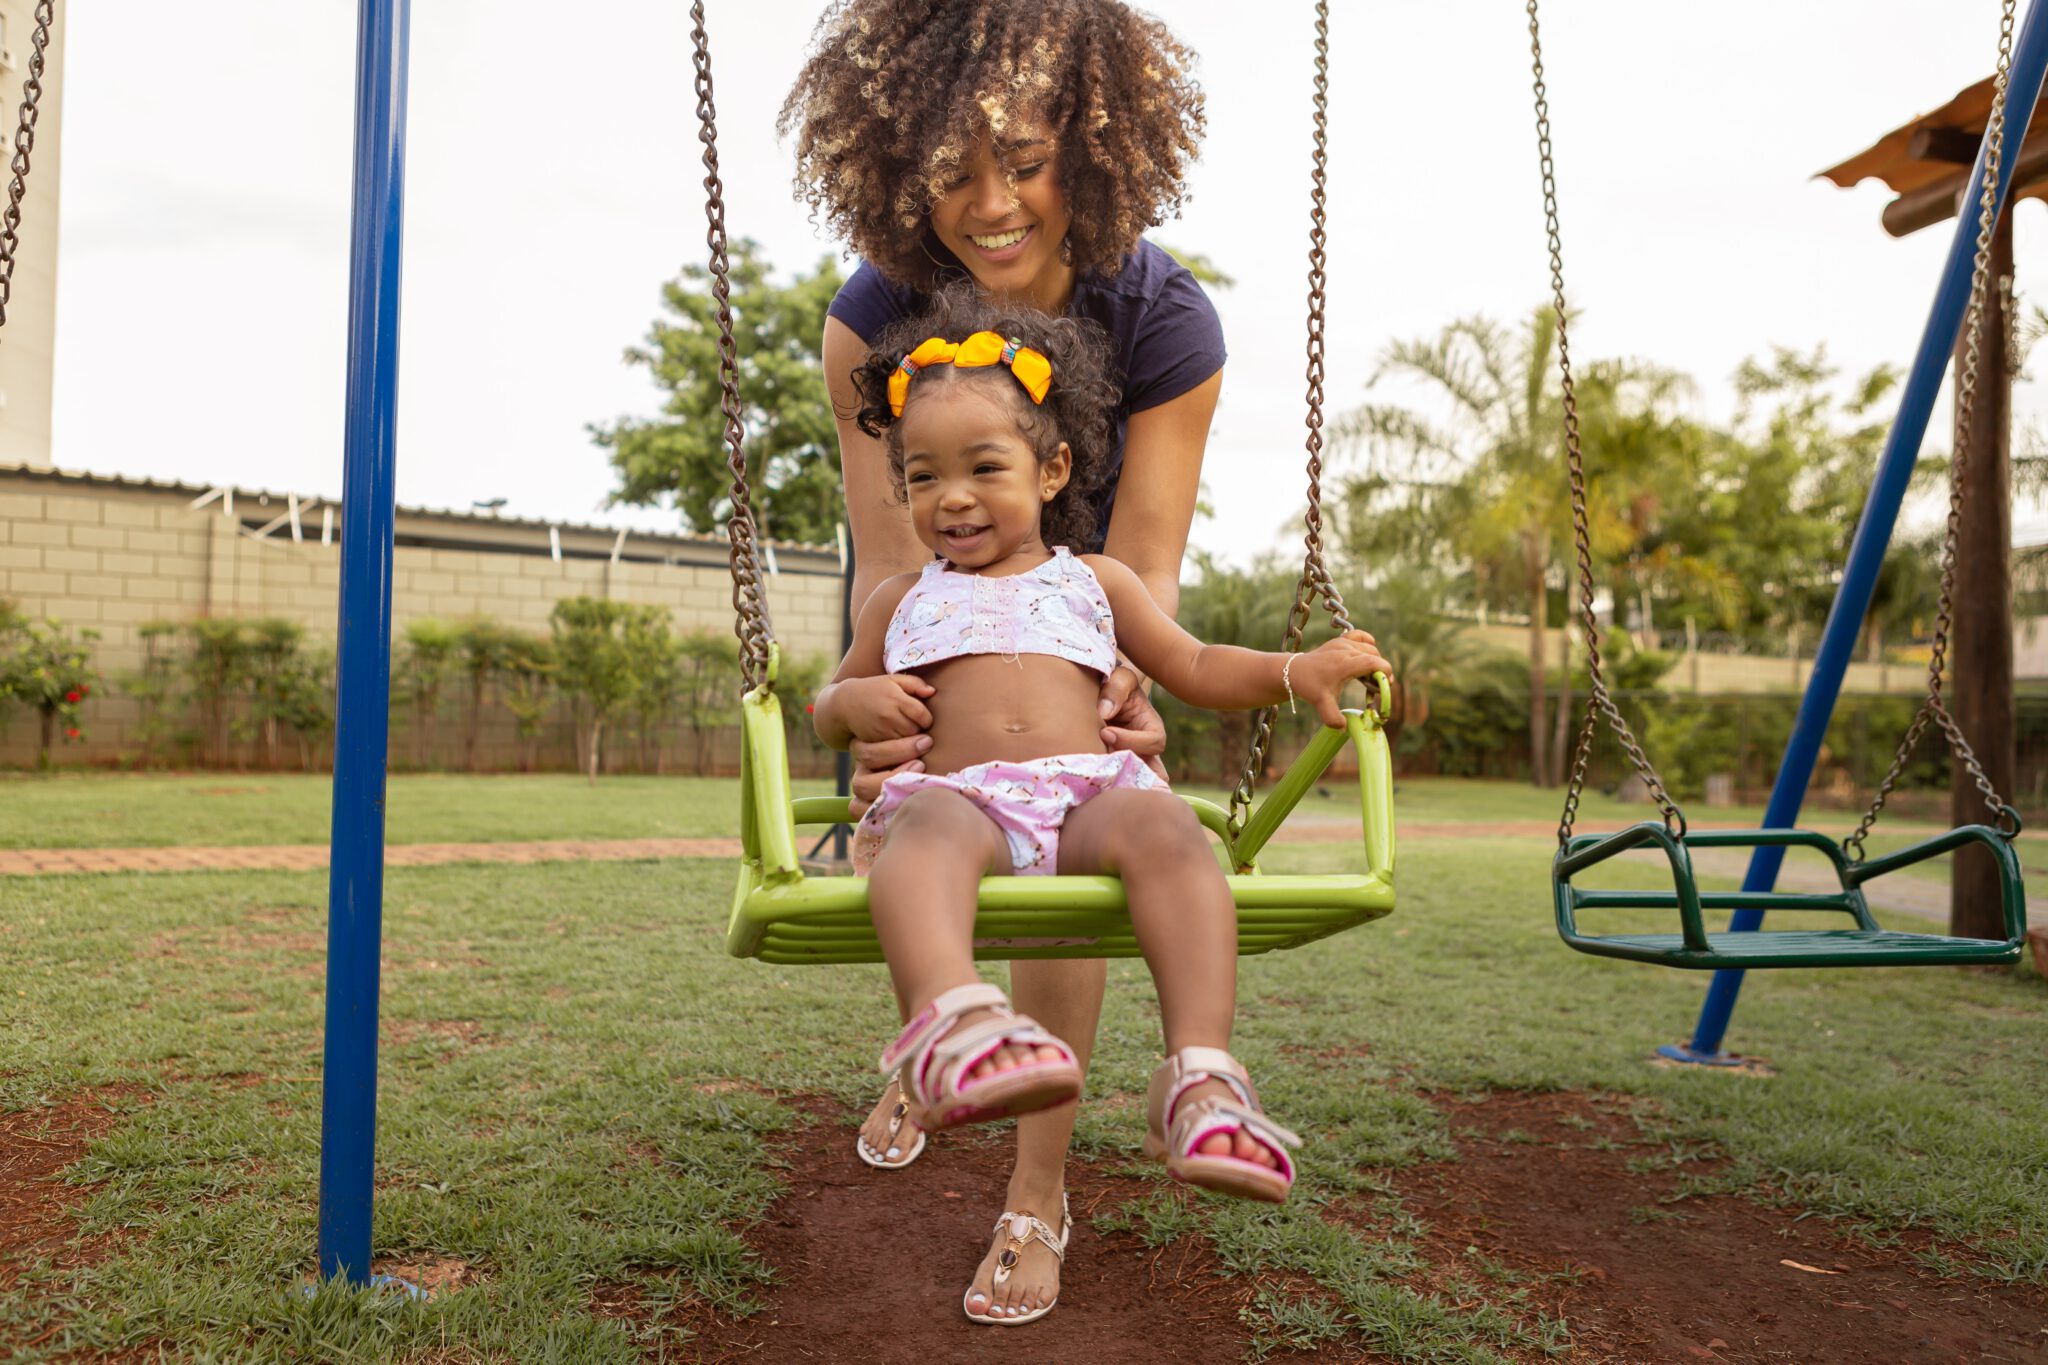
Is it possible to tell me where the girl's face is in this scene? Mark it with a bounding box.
[896,376,1070,571]
[929,120,1075,313]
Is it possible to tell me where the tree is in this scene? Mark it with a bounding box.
[1172,553,1313,785]
[398,619,462,769]
[454,618,520,771]
[4,618,100,770]
[1158,244,1235,290]
[550,597,651,785]
[593,241,844,545]
[1336,309,1691,787]
[674,630,739,774]
[499,633,556,773]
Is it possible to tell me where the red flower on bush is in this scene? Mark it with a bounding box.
[64,689,81,704]
[65,727,80,740]
[77,684,89,698]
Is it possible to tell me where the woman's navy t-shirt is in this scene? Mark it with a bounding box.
[826,238,1226,553]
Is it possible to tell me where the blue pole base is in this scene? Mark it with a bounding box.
[1655,1042,1758,1068]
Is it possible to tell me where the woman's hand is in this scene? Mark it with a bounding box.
[1098,663,1170,781]
[1289,630,1395,728]
[848,733,930,817]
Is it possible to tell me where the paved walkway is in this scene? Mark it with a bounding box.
[6,823,2041,932]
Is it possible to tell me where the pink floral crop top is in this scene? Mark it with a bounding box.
[884,546,1119,678]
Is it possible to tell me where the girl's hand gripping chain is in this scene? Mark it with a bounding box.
[1286,630,1394,728]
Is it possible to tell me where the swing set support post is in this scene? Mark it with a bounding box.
[1667,0,2048,1065]
[317,0,411,1286]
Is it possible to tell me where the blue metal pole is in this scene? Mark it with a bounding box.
[1668,0,2048,1065]
[317,0,410,1285]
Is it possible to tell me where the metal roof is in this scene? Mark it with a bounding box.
[0,461,837,555]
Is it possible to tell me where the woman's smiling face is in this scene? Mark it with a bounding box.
[929,121,1075,312]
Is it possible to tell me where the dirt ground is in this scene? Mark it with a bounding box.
[6,1086,2046,1363]
[661,1092,2048,1365]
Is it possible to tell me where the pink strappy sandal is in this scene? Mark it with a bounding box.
[882,982,1082,1131]
[1142,1047,1302,1204]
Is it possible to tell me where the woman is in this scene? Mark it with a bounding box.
[782,0,1222,1325]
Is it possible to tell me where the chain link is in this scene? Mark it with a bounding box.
[1227,0,1362,845]
[1845,0,2023,859]
[690,1,776,690]
[1525,0,1687,846]
[0,2,52,335]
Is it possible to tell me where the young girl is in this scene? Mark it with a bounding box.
[812,292,1391,1220]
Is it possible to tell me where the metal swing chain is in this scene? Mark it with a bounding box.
[1845,0,2023,861]
[0,2,53,335]
[690,1,777,691]
[1227,0,1357,844]
[1526,0,1687,846]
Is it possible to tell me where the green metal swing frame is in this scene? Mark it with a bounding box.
[725,655,1397,966]
[1552,822,2026,970]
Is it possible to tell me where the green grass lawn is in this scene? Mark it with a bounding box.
[2,817,2043,1362]
[0,769,1964,847]
[0,772,845,848]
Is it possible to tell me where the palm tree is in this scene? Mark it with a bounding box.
[1335,309,1689,786]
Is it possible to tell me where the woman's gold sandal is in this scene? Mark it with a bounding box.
[852,1071,928,1170]
[962,1192,1071,1326]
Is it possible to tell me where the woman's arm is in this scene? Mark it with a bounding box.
[1092,370,1222,754]
[1099,370,1222,621]
[826,316,930,614]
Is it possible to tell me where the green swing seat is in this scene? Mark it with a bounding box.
[725,666,1397,966]
[1552,822,2026,970]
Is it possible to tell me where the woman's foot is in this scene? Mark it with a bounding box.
[962,1185,1069,1325]
[854,1072,926,1170]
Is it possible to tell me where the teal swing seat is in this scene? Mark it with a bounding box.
[1552,822,2026,970]
[1525,0,2026,975]
[725,659,1397,966]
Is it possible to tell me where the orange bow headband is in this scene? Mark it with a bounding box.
[887,331,1053,417]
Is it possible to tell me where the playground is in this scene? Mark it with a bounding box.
[5,0,2048,1359]
[0,773,2044,1362]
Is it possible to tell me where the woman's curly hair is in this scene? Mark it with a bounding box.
[780,1,1204,283]
[850,286,1119,551]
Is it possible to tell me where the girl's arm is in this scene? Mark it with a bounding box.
[811,572,931,751]
[1085,555,1393,728]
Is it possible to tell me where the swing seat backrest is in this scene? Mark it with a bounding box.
[725,686,1397,965]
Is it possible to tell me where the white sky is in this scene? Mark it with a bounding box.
[44,0,2048,561]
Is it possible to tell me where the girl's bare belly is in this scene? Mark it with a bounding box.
[911,654,1108,775]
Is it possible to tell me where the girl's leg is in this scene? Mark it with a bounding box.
[867,790,1084,1122]
[962,955,1105,1321]
[1055,789,1276,1168]
[866,789,1008,1015]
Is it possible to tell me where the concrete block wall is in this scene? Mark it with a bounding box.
[0,470,846,768]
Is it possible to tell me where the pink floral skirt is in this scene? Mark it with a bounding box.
[853,751,1165,876]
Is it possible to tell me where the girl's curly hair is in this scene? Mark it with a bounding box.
[780,1,1203,283]
[850,286,1119,551]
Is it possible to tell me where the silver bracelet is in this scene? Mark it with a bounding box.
[1281,652,1298,714]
